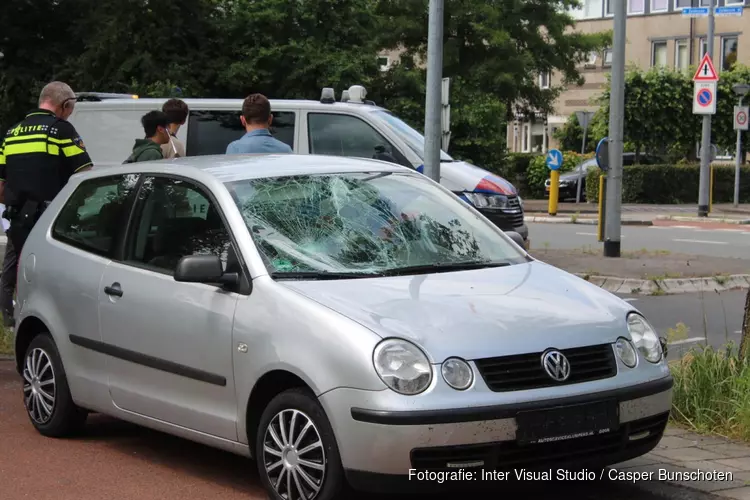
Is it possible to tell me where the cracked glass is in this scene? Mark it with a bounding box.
[226,171,526,276]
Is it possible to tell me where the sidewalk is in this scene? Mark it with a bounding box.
[617,426,750,498]
[523,200,750,216]
[533,248,750,295]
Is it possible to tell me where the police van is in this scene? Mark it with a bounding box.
[68,86,528,242]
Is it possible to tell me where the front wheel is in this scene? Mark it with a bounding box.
[22,334,87,437]
[255,388,345,500]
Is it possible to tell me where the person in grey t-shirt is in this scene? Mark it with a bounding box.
[226,94,293,155]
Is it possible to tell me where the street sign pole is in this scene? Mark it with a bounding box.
[604,0,626,258]
[575,111,593,204]
[698,3,715,217]
[424,0,444,183]
[734,90,750,206]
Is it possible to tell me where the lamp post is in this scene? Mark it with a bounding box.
[733,83,750,207]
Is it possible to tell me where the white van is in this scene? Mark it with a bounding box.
[68,86,528,242]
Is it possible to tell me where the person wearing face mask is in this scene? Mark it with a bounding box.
[161,98,188,159]
[0,81,93,273]
[124,111,171,163]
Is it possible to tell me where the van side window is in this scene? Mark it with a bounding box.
[307,113,411,167]
[186,110,296,156]
[52,174,140,257]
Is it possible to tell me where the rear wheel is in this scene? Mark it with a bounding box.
[255,388,345,500]
[22,334,87,437]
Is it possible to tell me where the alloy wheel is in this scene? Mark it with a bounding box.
[263,409,326,500]
[23,348,56,424]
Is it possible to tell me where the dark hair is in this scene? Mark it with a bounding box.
[162,98,189,125]
[141,111,169,138]
[242,94,271,125]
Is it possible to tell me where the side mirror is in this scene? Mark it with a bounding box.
[174,255,240,287]
[505,231,525,248]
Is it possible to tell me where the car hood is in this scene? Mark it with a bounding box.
[438,160,518,196]
[278,261,633,362]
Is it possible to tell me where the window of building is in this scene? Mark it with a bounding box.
[725,0,744,4]
[307,113,410,167]
[675,39,690,70]
[675,0,693,7]
[722,36,738,71]
[628,0,645,13]
[603,48,613,67]
[52,174,141,257]
[522,124,530,153]
[539,71,551,89]
[605,0,614,15]
[576,0,603,18]
[584,51,599,68]
[185,110,296,156]
[651,0,669,11]
[652,41,668,67]
[377,56,390,71]
[699,38,708,59]
[126,177,233,274]
[699,0,717,5]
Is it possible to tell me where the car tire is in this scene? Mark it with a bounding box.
[255,388,346,500]
[22,333,88,437]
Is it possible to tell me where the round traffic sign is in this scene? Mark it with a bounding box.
[738,111,748,126]
[697,88,713,107]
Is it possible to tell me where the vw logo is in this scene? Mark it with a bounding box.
[541,350,571,382]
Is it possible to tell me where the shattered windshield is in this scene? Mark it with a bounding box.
[372,110,453,162]
[225,171,526,277]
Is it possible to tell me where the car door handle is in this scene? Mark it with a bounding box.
[104,283,123,297]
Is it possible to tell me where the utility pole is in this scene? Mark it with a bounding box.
[733,84,750,207]
[423,0,444,183]
[575,110,593,204]
[697,4,715,217]
[604,0,626,258]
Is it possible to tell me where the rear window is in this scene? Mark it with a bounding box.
[186,110,296,156]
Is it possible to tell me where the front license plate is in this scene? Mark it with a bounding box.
[515,400,619,445]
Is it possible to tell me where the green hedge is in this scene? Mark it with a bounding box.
[585,164,750,204]
[481,153,540,195]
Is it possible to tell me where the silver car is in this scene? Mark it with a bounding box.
[14,154,672,499]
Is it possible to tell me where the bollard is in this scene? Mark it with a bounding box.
[598,174,607,242]
[548,170,560,216]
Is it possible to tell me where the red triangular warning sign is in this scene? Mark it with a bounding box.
[693,54,719,82]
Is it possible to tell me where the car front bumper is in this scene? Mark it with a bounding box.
[319,376,672,492]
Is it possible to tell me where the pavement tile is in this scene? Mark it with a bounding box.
[612,456,662,468]
[718,486,750,499]
[673,461,741,474]
[719,459,750,472]
[699,444,750,459]
[618,463,743,492]
[664,427,691,436]
[657,436,702,449]
[650,447,727,462]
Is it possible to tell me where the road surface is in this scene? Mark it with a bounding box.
[0,360,719,500]
[529,222,750,259]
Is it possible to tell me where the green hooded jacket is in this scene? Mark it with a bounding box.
[125,139,164,163]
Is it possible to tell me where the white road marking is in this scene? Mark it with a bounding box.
[672,238,728,245]
[669,337,706,346]
[576,232,598,236]
[623,298,638,302]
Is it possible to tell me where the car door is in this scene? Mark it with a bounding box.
[98,175,241,440]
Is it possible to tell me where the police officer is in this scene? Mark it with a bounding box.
[0,81,93,319]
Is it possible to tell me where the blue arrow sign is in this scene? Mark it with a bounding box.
[595,137,609,171]
[716,6,743,16]
[546,149,563,171]
[681,7,709,16]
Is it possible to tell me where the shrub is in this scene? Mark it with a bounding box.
[585,163,750,204]
[525,151,592,198]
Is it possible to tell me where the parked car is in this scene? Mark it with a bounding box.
[68,86,528,244]
[544,153,665,201]
[15,154,672,499]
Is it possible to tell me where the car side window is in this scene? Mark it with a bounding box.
[126,176,234,274]
[52,174,140,257]
[186,110,296,156]
[307,113,411,167]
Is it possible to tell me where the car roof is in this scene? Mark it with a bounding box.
[80,154,412,184]
[74,97,389,114]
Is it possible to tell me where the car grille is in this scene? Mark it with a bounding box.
[410,412,669,471]
[505,196,524,227]
[474,344,617,392]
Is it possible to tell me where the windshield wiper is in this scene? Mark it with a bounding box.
[270,271,383,281]
[381,261,511,277]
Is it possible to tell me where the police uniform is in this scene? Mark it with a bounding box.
[0,109,92,253]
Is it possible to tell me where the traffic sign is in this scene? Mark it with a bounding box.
[735,106,749,131]
[681,7,708,17]
[716,6,743,16]
[595,137,609,171]
[693,82,717,115]
[693,53,719,82]
[546,149,563,171]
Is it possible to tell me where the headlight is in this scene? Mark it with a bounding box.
[627,313,662,363]
[463,192,509,209]
[373,339,433,395]
[615,337,637,368]
[441,357,473,390]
